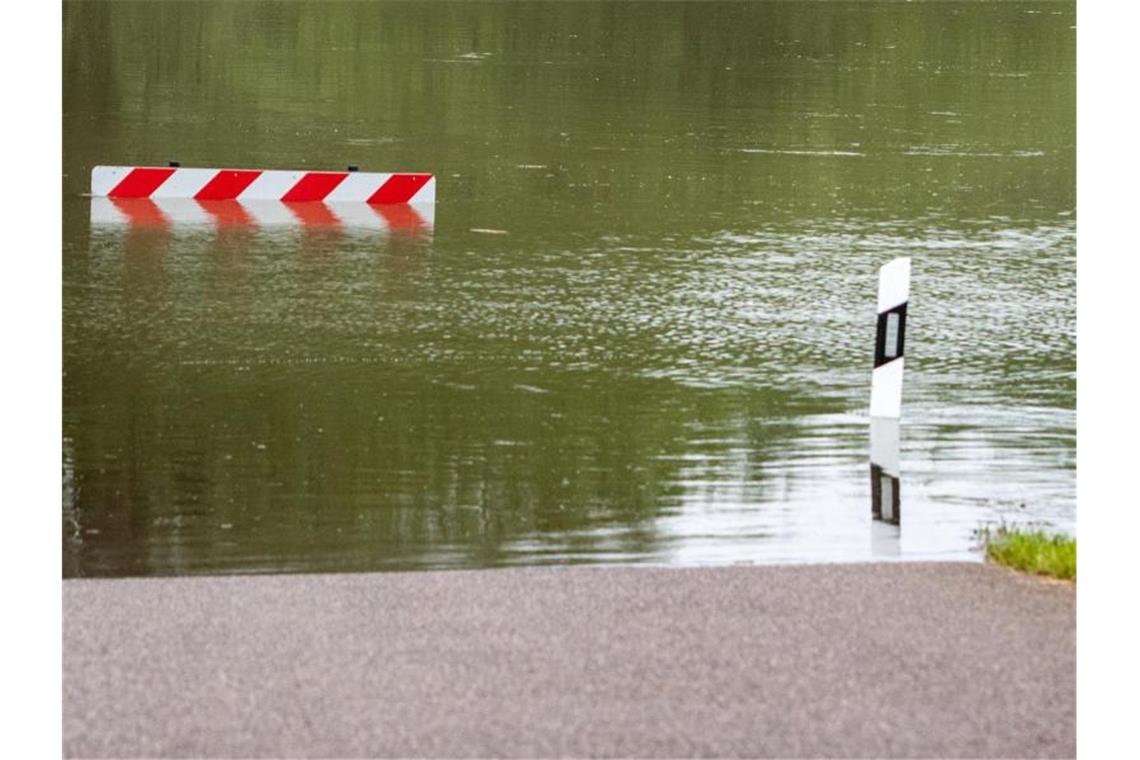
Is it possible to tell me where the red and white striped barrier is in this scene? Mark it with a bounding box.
[91,165,435,207]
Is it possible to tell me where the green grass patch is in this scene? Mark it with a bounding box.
[976,525,1075,581]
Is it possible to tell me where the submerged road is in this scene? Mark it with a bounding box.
[64,563,1074,758]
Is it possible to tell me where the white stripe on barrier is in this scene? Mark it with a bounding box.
[149,169,215,199]
[90,167,133,198]
[237,171,308,202]
[409,176,436,208]
[325,173,393,203]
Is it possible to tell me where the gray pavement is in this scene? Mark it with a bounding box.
[64,563,1074,758]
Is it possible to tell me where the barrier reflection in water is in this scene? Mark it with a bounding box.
[89,197,434,236]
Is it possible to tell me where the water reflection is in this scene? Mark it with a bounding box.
[870,418,901,526]
[90,197,433,234]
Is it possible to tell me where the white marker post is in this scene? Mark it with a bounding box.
[870,257,910,419]
[869,257,910,525]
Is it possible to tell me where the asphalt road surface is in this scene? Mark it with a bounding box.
[64,563,1074,758]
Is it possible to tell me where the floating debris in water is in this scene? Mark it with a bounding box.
[902,146,1045,157]
[345,137,400,146]
[470,228,509,235]
[738,148,864,157]
[513,384,550,394]
[427,51,493,64]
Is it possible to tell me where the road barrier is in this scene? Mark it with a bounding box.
[90,165,435,207]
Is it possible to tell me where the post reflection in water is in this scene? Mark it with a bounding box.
[868,418,902,560]
[870,416,901,519]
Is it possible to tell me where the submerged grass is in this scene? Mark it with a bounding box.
[977,525,1076,581]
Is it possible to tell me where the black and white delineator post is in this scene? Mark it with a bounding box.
[869,257,910,525]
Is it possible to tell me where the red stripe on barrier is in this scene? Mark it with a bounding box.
[108,168,177,198]
[367,173,432,204]
[281,172,348,202]
[194,170,262,201]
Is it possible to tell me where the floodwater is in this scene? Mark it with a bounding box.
[62,1,1075,577]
